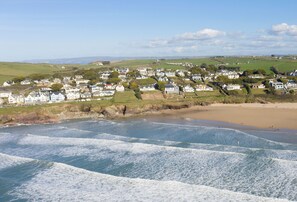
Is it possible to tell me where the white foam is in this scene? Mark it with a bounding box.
[13,162,290,202]
[12,134,297,200]
[0,152,32,170]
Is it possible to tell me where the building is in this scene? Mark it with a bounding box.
[115,85,125,92]
[271,82,284,90]
[182,85,195,93]
[224,84,241,91]
[8,94,25,104]
[50,92,65,102]
[195,85,214,91]
[285,80,297,90]
[164,84,179,94]
[0,91,12,98]
[139,84,155,92]
[251,84,265,89]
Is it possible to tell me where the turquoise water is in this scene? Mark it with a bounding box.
[1,119,297,201]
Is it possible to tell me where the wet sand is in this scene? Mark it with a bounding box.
[159,103,297,130]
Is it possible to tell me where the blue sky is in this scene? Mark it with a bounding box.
[0,0,297,61]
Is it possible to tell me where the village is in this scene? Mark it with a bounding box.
[0,62,297,106]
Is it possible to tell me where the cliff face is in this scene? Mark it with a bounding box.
[0,102,199,126]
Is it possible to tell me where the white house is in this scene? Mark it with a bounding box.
[20,80,31,85]
[65,88,81,100]
[50,92,65,102]
[155,71,165,77]
[176,70,185,77]
[289,70,297,77]
[183,85,195,93]
[2,81,13,87]
[100,72,111,80]
[98,90,115,97]
[164,84,179,94]
[271,82,284,90]
[251,84,265,89]
[137,67,148,76]
[248,74,265,79]
[25,91,50,104]
[285,80,297,90]
[224,84,241,91]
[115,85,125,92]
[81,92,92,99]
[8,94,25,104]
[105,84,116,90]
[90,85,104,93]
[0,91,12,98]
[195,85,214,92]
[165,71,175,77]
[136,75,148,80]
[139,84,155,92]
[191,74,203,81]
[158,77,168,82]
[227,72,240,79]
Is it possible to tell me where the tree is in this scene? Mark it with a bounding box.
[106,78,121,84]
[12,76,25,83]
[156,81,165,91]
[129,81,139,90]
[109,71,119,78]
[51,83,63,92]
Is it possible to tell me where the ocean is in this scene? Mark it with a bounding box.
[0,119,297,201]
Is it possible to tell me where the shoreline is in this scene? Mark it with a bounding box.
[153,103,297,130]
[1,102,297,131]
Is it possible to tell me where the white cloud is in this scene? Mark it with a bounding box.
[271,23,297,36]
[176,28,225,41]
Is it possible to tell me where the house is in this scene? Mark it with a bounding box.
[2,81,13,87]
[76,79,90,85]
[183,85,195,93]
[147,68,155,77]
[165,71,175,77]
[271,82,284,90]
[105,84,116,90]
[20,80,31,85]
[52,78,62,84]
[139,84,155,92]
[164,84,179,94]
[100,72,111,80]
[227,72,239,79]
[136,75,148,80]
[158,77,168,82]
[289,70,297,77]
[80,92,92,99]
[224,84,241,91]
[90,85,104,93]
[251,84,265,89]
[176,70,185,77]
[285,80,297,90]
[0,98,3,105]
[248,74,265,79]
[50,92,65,102]
[137,67,148,76]
[65,88,81,100]
[8,94,25,104]
[195,85,214,91]
[115,85,125,92]
[118,73,127,80]
[0,91,12,98]
[115,67,129,74]
[155,71,165,77]
[75,75,83,80]
[98,90,115,97]
[63,77,72,84]
[191,74,203,81]
[24,91,50,104]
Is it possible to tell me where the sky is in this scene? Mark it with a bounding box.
[0,0,297,61]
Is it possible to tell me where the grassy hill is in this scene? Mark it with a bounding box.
[0,62,61,84]
[1,56,297,85]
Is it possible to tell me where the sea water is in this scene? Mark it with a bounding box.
[0,119,297,201]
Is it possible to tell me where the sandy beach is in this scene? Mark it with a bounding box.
[160,103,297,130]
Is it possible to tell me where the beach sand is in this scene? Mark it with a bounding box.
[160,103,297,130]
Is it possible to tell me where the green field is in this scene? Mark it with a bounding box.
[0,62,61,84]
[114,91,139,103]
[1,56,297,85]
